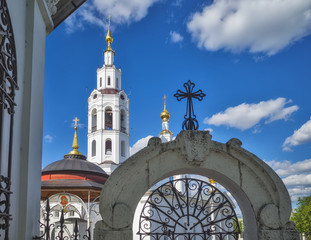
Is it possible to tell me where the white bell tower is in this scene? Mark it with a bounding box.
[87,17,130,175]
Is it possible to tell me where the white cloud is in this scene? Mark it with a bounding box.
[187,0,311,55]
[204,128,213,133]
[267,159,311,178]
[170,31,184,43]
[130,135,153,156]
[71,122,85,129]
[204,98,298,131]
[266,159,311,202]
[65,0,161,33]
[283,118,311,151]
[44,134,53,143]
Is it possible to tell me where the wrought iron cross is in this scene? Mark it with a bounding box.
[73,117,80,127]
[174,80,206,130]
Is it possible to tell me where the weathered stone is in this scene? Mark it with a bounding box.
[94,131,299,240]
[259,203,281,229]
[176,130,212,165]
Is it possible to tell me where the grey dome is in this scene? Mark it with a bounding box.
[42,154,107,176]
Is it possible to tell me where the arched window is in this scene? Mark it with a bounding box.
[92,109,97,132]
[107,76,111,86]
[92,140,96,157]
[120,109,126,133]
[100,77,102,87]
[116,78,119,88]
[121,141,125,157]
[105,107,113,130]
[106,140,112,155]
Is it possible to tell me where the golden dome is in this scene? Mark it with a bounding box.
[106,16,113,51]
[160,107,170,122]
[160,94,170,122]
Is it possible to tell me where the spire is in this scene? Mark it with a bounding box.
[106,16,113,51]
[159,95,173,142]
[68,117,82,155]
[160,94,170,122]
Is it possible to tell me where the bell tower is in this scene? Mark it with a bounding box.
[87,17,130,175]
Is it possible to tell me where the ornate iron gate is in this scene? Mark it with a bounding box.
[138,178,241,240]
[0,0,18,238]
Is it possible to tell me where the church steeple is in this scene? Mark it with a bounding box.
[88,19,130,175]
[159,95,173,142]
[106,16,113,51]
[103,16,115,66]
[65,117,84,157]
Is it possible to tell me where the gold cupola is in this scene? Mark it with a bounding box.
[106,16,113,51]
[67,117,82,156]
[160,95,170,122]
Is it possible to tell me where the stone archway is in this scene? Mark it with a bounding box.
[94,131,299,240]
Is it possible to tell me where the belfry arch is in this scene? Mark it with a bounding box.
[94,131,299,240]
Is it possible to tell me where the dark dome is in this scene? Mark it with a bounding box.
[42,154,107,176]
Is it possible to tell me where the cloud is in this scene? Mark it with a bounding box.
[44,134,53,143]
[283,118,311,151]
[266,159,311,201]
[71,122,85,129]
[170,31,184,43]
[130,135,153,156]
[204,98,298,130]
[204,128,213,133]
[267,159,311,178]
[187,0,311,55]
[64,0,161,33]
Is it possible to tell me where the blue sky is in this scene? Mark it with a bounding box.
[43,0,311,203]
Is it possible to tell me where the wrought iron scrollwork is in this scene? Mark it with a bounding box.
[0,0,18,238]
[0,0,18,115]
[174,80,205,130]
[137,178,241,240]
[33,199,92,240]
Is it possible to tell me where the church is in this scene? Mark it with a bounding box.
[39,20,176,238]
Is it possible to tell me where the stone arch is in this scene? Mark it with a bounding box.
[94,131,299,240]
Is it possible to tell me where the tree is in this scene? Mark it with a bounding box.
[291,196,311,238]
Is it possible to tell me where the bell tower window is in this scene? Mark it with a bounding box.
[116,78,119,88]
[92,140,96,157]
[92,109,97,132]
[107,76,111,86]
[120,109,126,133]
[105,107,113,130]
[121,141,125,157]
[100,77,102,87]
[105,140,112,155]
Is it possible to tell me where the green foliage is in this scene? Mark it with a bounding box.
[291,196,311,236]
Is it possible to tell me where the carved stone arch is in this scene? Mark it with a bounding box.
[94,131,299,240]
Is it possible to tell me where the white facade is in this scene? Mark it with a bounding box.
[87,38,130,175]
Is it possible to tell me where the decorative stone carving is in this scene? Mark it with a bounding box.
[45,0,60,16]
[259,203,281,229]
[176,130,212,165]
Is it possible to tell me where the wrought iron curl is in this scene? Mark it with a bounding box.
[138,177,241,240]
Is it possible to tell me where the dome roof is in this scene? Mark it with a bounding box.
[42,154,107,176]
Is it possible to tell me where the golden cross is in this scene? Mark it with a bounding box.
[73,117,80,127]
[164,94,167,105]
[107,15,111,26]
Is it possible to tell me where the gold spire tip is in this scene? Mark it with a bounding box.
[69,117,82,155]
[106,16,113,51]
